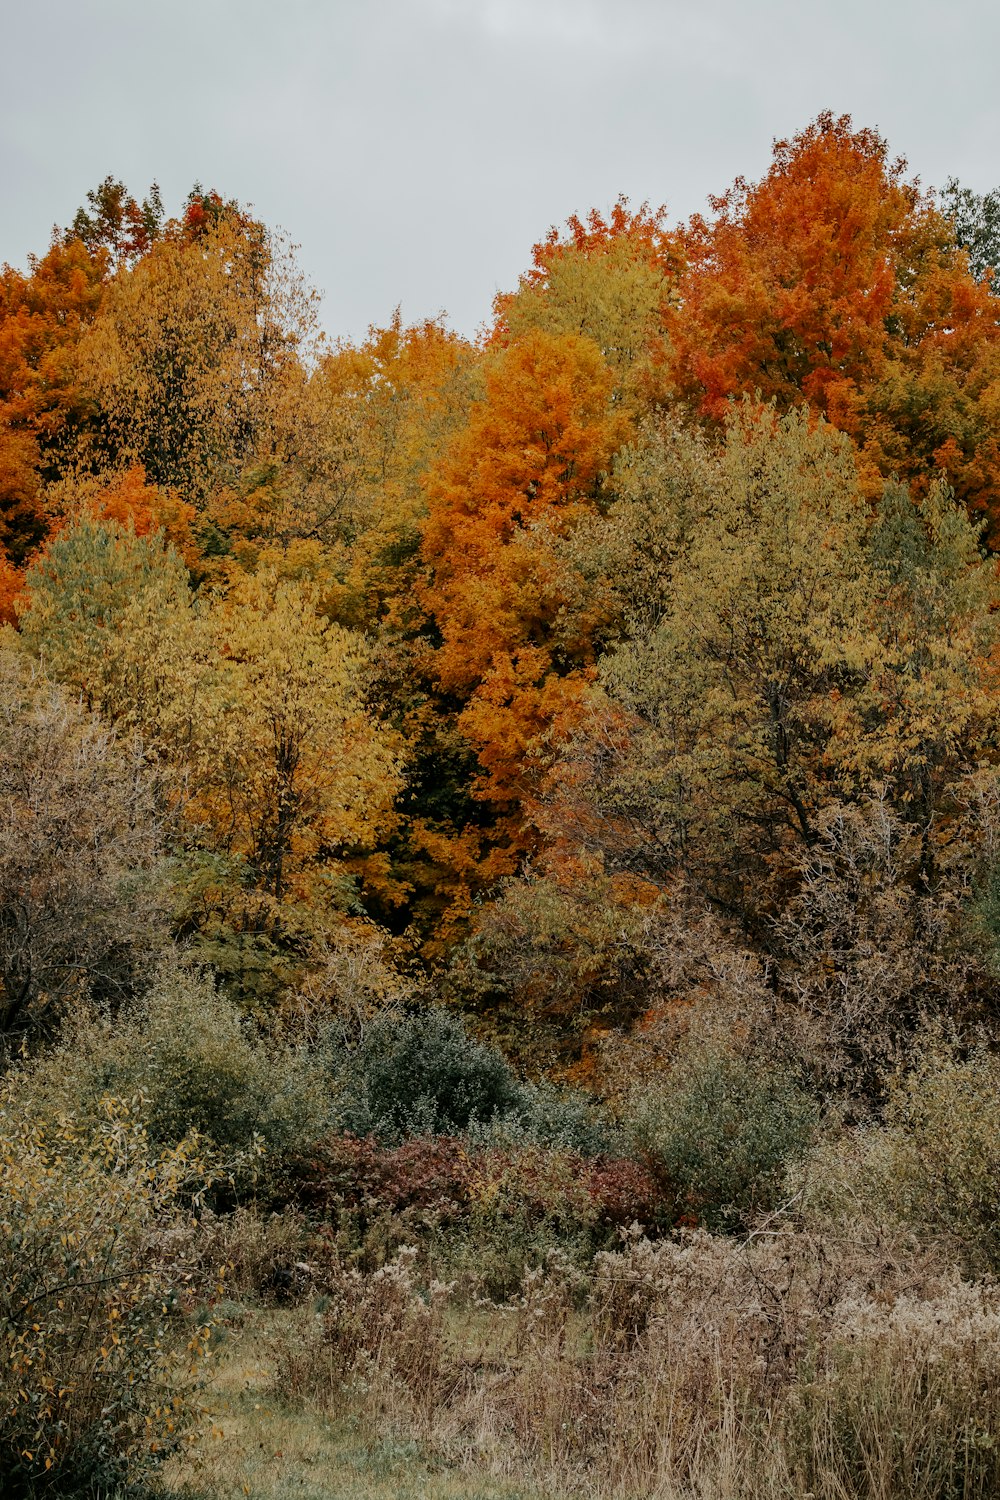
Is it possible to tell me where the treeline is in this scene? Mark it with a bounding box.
[3,115,1000,1057]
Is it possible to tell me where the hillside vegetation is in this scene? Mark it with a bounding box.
[2,116,1000,1497]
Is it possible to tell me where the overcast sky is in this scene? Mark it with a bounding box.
[3,0,997,342]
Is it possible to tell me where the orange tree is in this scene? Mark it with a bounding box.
[0,235,110,615]
[670,112,1000,540]
[407,326,630,944]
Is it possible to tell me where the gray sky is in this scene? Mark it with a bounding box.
[3,0,998,343]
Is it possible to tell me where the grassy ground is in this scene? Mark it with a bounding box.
[161,1308,550,1500]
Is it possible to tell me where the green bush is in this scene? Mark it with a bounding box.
[328,1008,527,1142]
[328,1007,617,1157]
[19,960,334,1198]
[633,1039,818,1231]
[467,1077,616,1156]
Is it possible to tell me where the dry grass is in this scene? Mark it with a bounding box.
[262,1226,1000,1500]
[161,1305,550,1500]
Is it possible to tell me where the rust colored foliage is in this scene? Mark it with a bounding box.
[0,236,109,571]
[671,113,915,420]
[419,327,629,879]
[85,466,198,569]
[671,112,1000,538]
[292,1131,669,1233]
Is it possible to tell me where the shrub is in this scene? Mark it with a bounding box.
[633,1038,818,1231]
[797,1032,1000,1273]
[273,1245,454,1419]
[328,1008,526,1142]
[293,1129,669,1297]
[467,1077,616,1156]
[18,960,334,1199]
[0,1092,214,1495]
[327,1005,618,1160]
[295,1131,473,1221]
[192,1206,314,1304]
[0,648,166,1050]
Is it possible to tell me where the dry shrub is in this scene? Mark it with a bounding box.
[274,1246,455,1430]
[797,1031,1000,1275]
[0,1094,215,1496]
[293,1131,669,1297]
[774,798,983,1099]
[191,1206,314,1304]
[0,648,167,1050]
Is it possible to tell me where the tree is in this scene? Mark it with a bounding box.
[414,327,630,913]
[0,236,109,579]
[671,113,916,421]
[0,649,166,1046]
[23,525,402,902]
[18,516,192,713]
[539,405,1000,931]
[308,312,478,627]
[176,571,403,906]
[68,175,164,269]
[939,177,1000,282]
[72,211,320,517]
[493,198,681,413]
[670,113,1000,541]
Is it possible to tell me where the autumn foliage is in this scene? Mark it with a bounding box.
[1,120,999,992]
[7,129,1000,1500]
[670,111,1000,536]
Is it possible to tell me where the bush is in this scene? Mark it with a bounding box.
[798,1032,1000,1273]
[633,1039,818,1231]
[328,1008,527,1142]
[0,1092,214,1495]
[294,1130,669,1298]
[0,648,167,1051]
[468,1077,616,1156]
[327,1006,618,1159]
[18,961,334,1199]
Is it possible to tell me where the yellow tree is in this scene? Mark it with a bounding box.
[493,198,681,415]
[543,404,1000,926]
[20,523,403,988]
[71,212,321,531]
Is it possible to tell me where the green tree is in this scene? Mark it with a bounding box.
[939,176,1000,282]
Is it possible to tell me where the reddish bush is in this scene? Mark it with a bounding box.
[292,1132,472,1220]
[376,1135,473,1215]
[293,1134,672,1244]
[582,1154,670,1229]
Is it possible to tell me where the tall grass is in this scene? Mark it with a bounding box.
[271,1224,1000,1499]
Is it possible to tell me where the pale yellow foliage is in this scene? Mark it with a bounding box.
[108,569,402,903]
[73,217,321,507]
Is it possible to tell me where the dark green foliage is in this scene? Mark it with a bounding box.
[327,1007,615,1154]
[467,1077,615,1157]
[940,176,1000,283]
[635,1040,818,1232]
[329,1008,526,1142]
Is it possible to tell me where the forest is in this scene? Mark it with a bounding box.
[3,112,1000,1498]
